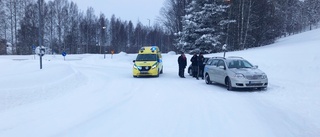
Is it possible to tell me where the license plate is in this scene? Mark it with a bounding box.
[140,71,149,74]
[249,81,260,84]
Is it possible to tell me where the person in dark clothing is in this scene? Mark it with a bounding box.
[198,53,205,79]
[190,53,199,79]
[178,52,187,78]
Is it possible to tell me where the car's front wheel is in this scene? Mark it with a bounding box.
[226,78,233,91]
[205,74,212,84]
[155,70,160,77]
[160,67,163,74]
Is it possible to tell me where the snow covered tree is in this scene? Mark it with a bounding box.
[194,2,232,53]
[16,2,38,55]
[118,21,127,52]
[45,1,57,53]
[83,7,96,53]
[176,0,199,53]
[2,0,30,54]
[304,0,320,30]
[52,0,70,53]
[177,0,232,53]
[63,2,80,54]
[126,21,135,52]
[159,0,192,34]
[0,0,6,40]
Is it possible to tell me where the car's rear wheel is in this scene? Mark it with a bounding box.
[205,74,212,84]
[226,78,233,91]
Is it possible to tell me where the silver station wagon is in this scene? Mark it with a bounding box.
[204,57,268,90]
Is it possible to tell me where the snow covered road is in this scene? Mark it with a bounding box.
[0,29,320,137]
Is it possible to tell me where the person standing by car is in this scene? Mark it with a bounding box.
[190,53,199,79]
[178,52,187,78]
[198,53,205,79]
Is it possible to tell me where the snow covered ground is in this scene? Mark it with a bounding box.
[0,29,319,137]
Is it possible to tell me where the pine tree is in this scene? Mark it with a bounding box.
[17,2,38,55]
[194,1,231,53]
[0,0,5,40]
[304,0,320,30]
[176,0,200,53]
[177,0,232,53]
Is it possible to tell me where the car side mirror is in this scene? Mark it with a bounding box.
[133,60,135,63]
[254,65,258,68]
[219,65,226,70]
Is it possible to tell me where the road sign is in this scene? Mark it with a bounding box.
[62,51,67,57]
[62,51,67,61]
[39,48,45,57]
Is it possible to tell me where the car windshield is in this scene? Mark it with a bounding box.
[227,60,253,69]
[136,54,157,61]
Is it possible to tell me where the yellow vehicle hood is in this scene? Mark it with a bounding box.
[134,61,157,66]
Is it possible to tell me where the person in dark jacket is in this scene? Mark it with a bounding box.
[198,53,205,79]
[178,52,187,78]
[190,53,199,79]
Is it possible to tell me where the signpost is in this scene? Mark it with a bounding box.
[222,44,227,57]
[62,51,67,60]
[34,46,45,69]
[38,47,45,69]
[111,50,114,59]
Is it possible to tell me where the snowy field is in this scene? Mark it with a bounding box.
[0,29,319,137]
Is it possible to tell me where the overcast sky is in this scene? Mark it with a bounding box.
[70,0,165,26]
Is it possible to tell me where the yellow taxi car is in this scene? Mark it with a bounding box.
[133,46,163,77]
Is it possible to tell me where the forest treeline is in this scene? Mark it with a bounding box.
[0,0,319,55]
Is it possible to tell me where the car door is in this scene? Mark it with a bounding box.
[215,60,227,84]
[204,59,213,79]
[207,59,219,82]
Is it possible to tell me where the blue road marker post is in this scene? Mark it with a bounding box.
[62,51,67,61]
